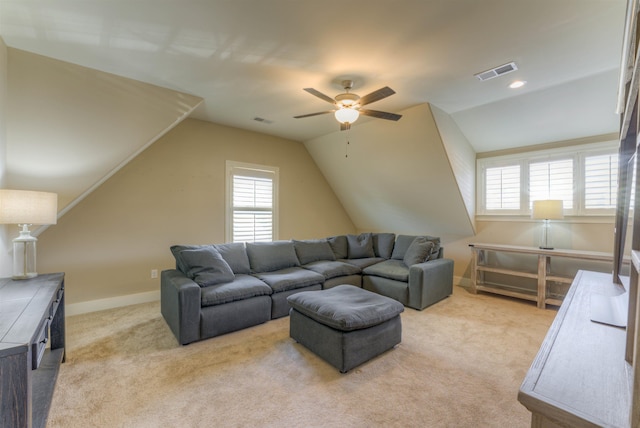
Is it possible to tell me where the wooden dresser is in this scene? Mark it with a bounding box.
[0,273,66,428]
[518,270,631,427]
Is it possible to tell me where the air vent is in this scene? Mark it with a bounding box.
[253,117,273,124]
[474,62,518,81]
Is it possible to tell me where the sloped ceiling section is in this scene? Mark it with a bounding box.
[430,104,477,234]
[304,104,475,238]
[6,48,203,213]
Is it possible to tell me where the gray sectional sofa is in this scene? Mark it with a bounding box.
[161,233,454,345]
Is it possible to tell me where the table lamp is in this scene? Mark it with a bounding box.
[0,189,58,279]
[532,199,564,250]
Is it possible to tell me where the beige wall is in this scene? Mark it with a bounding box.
[0,38,11,277]
[445,218,616,286]
[36,118,355,305]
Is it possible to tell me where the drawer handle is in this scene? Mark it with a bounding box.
[40,337,48,345]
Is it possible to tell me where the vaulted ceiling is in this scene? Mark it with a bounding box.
[0,0,626,153]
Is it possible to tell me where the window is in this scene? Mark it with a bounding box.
[584,153,618,210]
[477,141,618,216]
[485,165,520,210]
[529,158,574,210]
[226,161,278,242]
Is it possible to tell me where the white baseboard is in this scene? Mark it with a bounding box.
[66,290,160,316]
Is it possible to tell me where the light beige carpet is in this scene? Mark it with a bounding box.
[48,286,556,427]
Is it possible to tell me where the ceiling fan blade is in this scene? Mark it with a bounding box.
[359,109,402,121]
[303,88,336,105]
[294,110,334,118]
[358,86,395,106]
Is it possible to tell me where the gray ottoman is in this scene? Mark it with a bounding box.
[287,284,404,373]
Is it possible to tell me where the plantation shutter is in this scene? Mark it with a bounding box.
[529,159,574,210]
[584,153,618,209]
[232,172,274,242]
[485,165,520,210]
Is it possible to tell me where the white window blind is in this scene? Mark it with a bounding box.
[232,175,273,242]
[485,165,520,210]
[584,153,618,209]
[226,161,278,243]
[529,159,574,210]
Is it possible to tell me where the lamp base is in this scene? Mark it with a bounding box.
[12,225,38,280]
[12,273,38,280]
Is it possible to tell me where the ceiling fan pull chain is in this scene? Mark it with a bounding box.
[345,133,350,158]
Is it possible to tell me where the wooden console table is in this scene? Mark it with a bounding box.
[0,273,66,428]
[469,243,619,309]
[518,270,631,427]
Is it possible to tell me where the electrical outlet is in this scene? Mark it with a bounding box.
[151,269,158,279]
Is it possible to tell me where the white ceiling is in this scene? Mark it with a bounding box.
[0,0,627,152]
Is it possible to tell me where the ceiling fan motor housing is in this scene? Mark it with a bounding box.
[335,92,360,107]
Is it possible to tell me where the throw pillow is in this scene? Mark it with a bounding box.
[214,242,251,274]
[403,237,435,266]
[327,235,348,259]
[170,244,208,273]
[179,246,235,287]
[391,235,441,260]
[294,239,336,265]
[246,241,300,272]
[346,233,375,259]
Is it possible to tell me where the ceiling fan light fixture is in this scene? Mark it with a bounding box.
[335,107,359,124]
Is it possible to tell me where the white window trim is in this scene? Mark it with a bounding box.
[477,141,619,217]
[226,160,279,243]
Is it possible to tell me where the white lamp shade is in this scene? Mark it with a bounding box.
[0,190,58,225]
[334,107,359,124]
[532,199,564,220]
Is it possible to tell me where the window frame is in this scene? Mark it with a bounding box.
[477,141,619,217]
[226,160,279,243]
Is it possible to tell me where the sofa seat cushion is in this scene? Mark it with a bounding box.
[362,259,409,282]
[254,267,325,293]
[302,260,361,280]
[201,274,272,307]
[287,284,404,332]
[340,257,385,269]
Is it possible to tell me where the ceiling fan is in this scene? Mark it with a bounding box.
[294,80,402,131]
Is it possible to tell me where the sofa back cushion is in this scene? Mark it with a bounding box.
[173,245,235,287]
[327,235,348,259]
[214,242,251,274]
[294,239,336,265]
[347,233,375,259]
[372,233,396,259]
[392,235,441,261]
[246,241,300,273]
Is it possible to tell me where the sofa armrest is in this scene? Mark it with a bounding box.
[407,258,454,310]
[161,269,201,345]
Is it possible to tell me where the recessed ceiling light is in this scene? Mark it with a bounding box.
[509,80,527,89]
